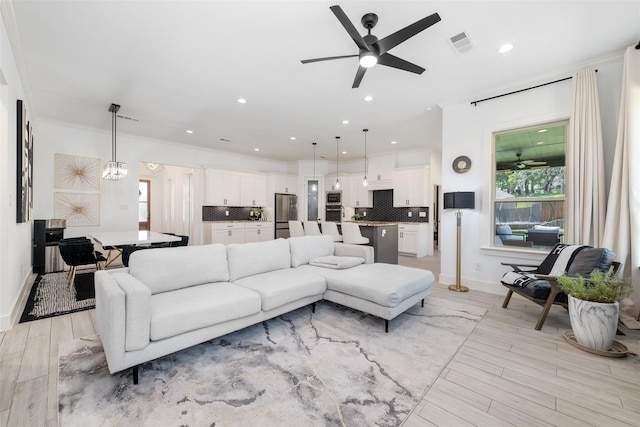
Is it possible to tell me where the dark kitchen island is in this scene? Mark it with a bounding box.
[347,222,399,264]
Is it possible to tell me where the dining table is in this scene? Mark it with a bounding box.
[90,231,181,267]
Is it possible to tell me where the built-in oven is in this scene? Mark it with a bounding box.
[326,191,341,205]
[325,206,342,222]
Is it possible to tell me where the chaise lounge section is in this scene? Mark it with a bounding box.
[95,235,434,382]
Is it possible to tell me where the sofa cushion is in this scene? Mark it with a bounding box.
[129,244,229,295]
[289,235,335,267]
[309,255,364,270]
[149,282,260,341]
[299,264,434,308]
[234,269,327,311]
[227,238,291,282]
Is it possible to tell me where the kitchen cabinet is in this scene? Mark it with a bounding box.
[269,174,297,195]
[393,167,429,207]
[346,175,372,208]
[240,173,267,206]
[398,223,429,257]
[325,174,349,193]
[212,223,245,244]
[366,154,395,190]
[206,170,241,206]
[245,222,273,242]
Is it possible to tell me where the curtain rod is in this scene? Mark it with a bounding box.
[470,70,597,106]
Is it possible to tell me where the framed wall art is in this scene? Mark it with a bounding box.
[16,99,33,223]
[54,192,100,227]
[54,153,100,191]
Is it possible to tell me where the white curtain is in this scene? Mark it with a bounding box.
[566,67,606,246]
[602,46,640,314]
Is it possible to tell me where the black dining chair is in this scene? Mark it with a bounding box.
[58,238,107,290]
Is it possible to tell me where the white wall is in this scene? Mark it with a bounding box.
[0,13,32,330]
[440,57,625,294]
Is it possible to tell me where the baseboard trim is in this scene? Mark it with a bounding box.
[0,271,36,331]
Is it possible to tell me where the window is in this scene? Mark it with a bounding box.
[493,120,567,250]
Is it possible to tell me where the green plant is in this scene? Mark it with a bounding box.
[351,213,362,220]
[556,270,632,303]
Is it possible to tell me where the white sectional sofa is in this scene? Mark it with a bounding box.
[95,235,434,383]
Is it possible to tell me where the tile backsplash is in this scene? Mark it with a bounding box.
[203,206,261,221]
[355,190,428,223]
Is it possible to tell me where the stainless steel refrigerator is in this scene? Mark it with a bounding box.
[274,193,298,239]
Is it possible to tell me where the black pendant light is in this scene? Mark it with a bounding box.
[335,136,341,189]
[362,129,369,187]
[102,103,127,180]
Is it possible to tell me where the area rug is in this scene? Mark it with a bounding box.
[19,270,95,323]
[58,297,486,427]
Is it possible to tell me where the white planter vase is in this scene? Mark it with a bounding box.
[568,295,619,351]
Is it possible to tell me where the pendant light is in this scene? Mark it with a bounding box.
[311,142,317,192]
[335,136,341,190]
[102,103,127,180]
[362,128,369,187]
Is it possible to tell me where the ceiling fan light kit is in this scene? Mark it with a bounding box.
[301,5,441,88]
[102,103,127,180]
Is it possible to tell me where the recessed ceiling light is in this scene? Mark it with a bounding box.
[538,129,548,133]
[364,96,374,102]
[498,43,514,54]
[342,151,347,154]
[254,148,260,152]
[342,120,349,124]
[537,141,544,145]
[290,136,296,141]
[391,141,397,145]
[186,130,193,134]
[237,98,247,104]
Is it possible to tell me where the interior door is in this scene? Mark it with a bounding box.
[139,179,151,231]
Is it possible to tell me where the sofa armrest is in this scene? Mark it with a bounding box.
[95,270,127,373]
[334,243,374,264]
[112,273,151,352]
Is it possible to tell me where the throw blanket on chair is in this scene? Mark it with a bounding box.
[501,244,589,288]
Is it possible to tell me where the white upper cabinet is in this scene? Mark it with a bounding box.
[206,170,241,206]
[393,166,429,207]
[366,154,395,190]
[240,173,267,206]
[347,174,372,208]
[269,174,298,195]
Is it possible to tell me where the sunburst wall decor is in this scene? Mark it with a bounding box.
[54,192,100,226]
[54,153,100,191]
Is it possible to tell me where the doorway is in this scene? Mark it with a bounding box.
[139,179,151,230]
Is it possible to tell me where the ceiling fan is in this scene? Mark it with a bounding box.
[301,5,441,88]
[514,152,547,169]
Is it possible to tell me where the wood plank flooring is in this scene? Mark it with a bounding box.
[0,253,638,426]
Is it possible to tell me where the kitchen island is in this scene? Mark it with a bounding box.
[348,222,398,264]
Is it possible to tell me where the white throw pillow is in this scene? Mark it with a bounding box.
[289,235,335,267]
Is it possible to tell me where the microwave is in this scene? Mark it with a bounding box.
[326,191,342,204]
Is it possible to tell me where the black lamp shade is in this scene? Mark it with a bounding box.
[444,192,475,209]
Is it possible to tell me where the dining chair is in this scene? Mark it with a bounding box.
[289,220,305,237]
[341,223,369,245]
[321,221,342,242]
[303,221,322,236]
[58,238,106,290]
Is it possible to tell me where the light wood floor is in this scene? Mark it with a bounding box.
[0,254,638,427]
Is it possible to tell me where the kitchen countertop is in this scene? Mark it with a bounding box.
[204,220,272,223]
[346,221,428,226]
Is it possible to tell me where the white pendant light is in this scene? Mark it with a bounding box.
[362,128,369,187]
[102,103,127,180]
[311,142,317,192]
[335,136,341,190]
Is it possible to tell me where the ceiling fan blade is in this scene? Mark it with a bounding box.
[352,66,367,88]
[377,53,425,74]
[301,54,358,64]
[330,5,370,52]
[376,12,441,55]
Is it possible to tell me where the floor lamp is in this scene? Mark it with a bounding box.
[443,192,475,292]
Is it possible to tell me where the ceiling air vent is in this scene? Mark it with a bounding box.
[448,31,473,54]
